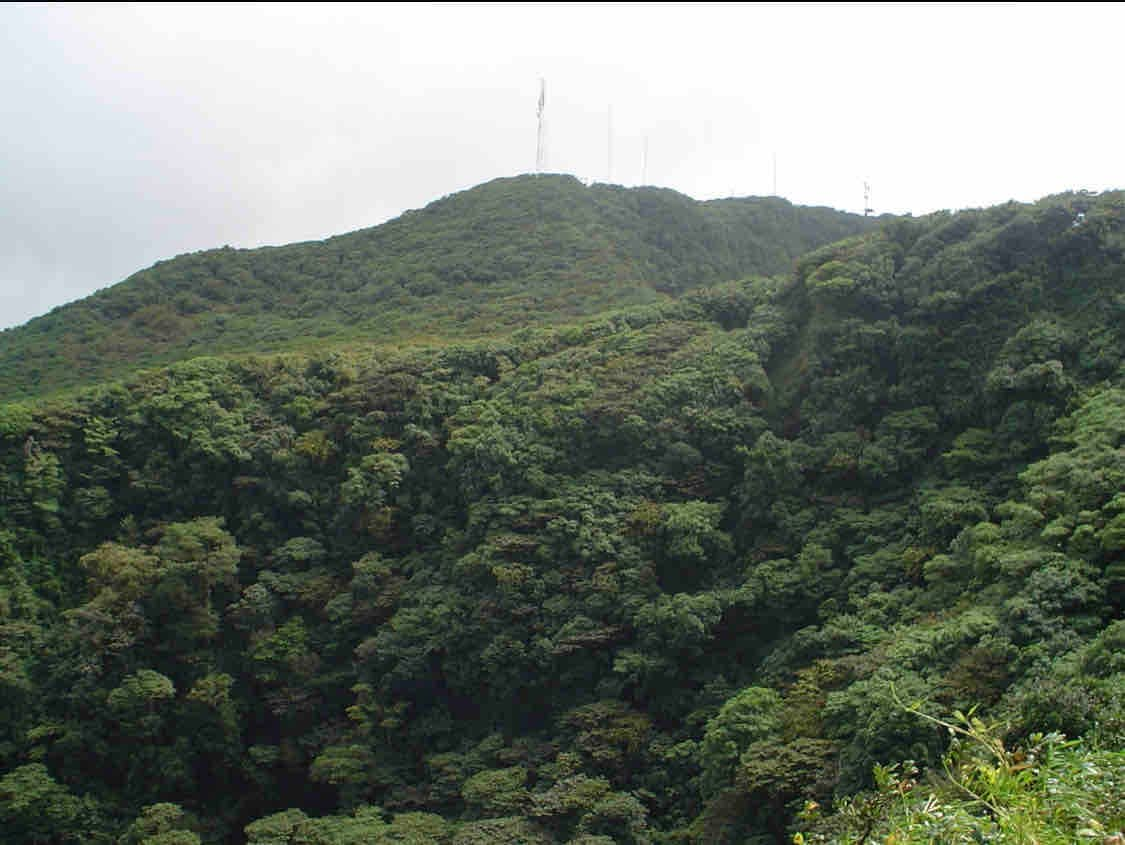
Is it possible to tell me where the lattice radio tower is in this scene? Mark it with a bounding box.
[864,181,874,216]
[536,79,547,173]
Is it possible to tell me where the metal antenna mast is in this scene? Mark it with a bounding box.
[641,136,649,185]
[772,153,777,196]
[864,181,873,216]
[535,79,547,173]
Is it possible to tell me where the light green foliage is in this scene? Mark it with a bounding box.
[246,806,452,845]
[158,515,239,562]
[661,501,730,568]
[460,766,529,816]
[309,745,376,787]
[823,670,939,792]
[341,451,409,509]
[244,808,312,844]
[106,670,176,746]
[379,812,453,843]
[119,803,201,845]
[0,402,34,437]
[699,686,783,797]
[634,592,724,659]
[796,708,1125,845]
[452,816,554,845]
[23,449,65,515]
[108,669,176,711]
[139,360,254,463]
[918,485,990,544]
[0,763,94,844]
[575,791,651,845]
[737,737,839,810]
[1006,621,1125,745]
[251,617,311,683]
[65,519,241,662]
[530,774,613,820]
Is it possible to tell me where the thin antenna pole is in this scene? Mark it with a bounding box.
[535,78,546,173]
[607,105,614,183]
[641,136,649,185]
[772,152,777,196]
[864,180,873,216]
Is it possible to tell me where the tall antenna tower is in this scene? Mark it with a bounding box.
[772,153,777,196]
[607,105,614,183]
[535,78,547,173]
[863,181,873,216]
[641,136,649,185]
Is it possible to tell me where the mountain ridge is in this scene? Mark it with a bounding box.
[0,174,877,402]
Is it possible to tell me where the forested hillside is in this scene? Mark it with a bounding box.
[0,175,874,402]
[0,187,1122,844]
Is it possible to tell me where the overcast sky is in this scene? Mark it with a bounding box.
[3,3,1122,330]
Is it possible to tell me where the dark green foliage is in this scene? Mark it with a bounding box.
[0,187,1122,843]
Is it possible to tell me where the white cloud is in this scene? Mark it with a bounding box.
[2,2,1121,329]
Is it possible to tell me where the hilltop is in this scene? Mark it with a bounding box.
[0,174,875,401]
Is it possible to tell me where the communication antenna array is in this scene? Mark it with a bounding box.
[864,181,874,216]
[536,79,547,173]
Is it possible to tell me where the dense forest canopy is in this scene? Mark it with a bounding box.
[0,180,1122,844]
[0,175,876,402]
